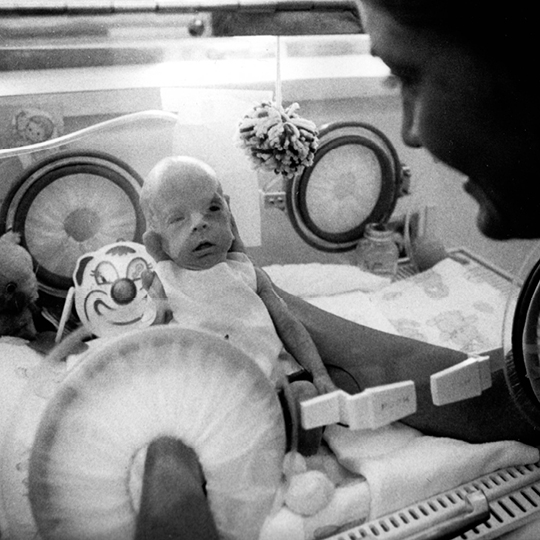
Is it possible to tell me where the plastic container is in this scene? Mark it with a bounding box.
[355,222,399,279]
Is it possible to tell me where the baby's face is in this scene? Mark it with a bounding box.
[153,174,234,270]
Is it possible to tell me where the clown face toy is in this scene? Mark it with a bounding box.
[72,241,160,338]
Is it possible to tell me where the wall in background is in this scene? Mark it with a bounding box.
[1,82,537,278]
[249,93,540,278]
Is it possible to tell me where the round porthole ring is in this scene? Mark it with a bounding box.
[318,120,402,176]
[319,121,404,205]
[506,256,540,428]
[14,164,144,293]
[0,150,145,298]
[523,280,540,401]
[286,133,396,253]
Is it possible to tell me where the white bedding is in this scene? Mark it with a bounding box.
[1,261,538,540]
[264,257,509,355]
[306,291,398,334]
[263,262,391,298]
[261,258,540,539]
[325,423,539,520]
[260,422,539,540]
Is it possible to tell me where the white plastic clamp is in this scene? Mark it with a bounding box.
[430,355,491,406]
[300,380,417,430]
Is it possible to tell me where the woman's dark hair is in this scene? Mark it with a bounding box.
[212,10,363,36]
[361,0,530,52]
[362,0,535,122]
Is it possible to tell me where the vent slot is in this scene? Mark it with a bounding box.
[325,463,540,540]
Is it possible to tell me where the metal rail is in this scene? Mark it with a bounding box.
[0,1,357,16]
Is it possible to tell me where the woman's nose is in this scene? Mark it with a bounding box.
[401,94,422,148]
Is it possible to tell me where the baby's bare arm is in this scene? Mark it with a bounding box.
[255,267,336,394]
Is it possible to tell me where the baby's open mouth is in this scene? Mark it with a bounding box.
[194,241,214,252]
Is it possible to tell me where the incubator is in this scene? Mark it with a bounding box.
[1,2,539,539]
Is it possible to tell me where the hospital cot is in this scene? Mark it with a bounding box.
[0,111,539,540]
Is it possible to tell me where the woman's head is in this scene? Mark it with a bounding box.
[358,1,532,56]
[140,156,234,270]
[358,0,540,239]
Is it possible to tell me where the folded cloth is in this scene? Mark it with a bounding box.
[325,423,423,462]
[259,479,370,540]
[369,257,509,354]
[306,291,398,335]
[263,263,391,298]
[325,423,540,520]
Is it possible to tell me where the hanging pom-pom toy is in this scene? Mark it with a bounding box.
[237,101,319,180]
[237,37,318,180]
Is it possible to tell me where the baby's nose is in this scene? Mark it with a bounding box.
[191,214,208,231]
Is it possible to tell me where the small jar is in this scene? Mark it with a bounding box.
[355,222,399,279]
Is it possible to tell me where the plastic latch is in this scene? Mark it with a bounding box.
[300,381,417,430]
[430,355,491,406]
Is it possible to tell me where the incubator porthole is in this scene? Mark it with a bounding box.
[304,142,381,234]
[503,243,540,428]
[285,121,405,252]
[0,151,145,299]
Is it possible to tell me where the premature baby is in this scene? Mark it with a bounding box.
[139,156,336,446]
[135,156,339,538]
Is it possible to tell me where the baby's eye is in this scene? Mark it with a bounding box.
[209,204,222,212]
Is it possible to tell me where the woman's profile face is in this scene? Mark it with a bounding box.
[360,2,540,240]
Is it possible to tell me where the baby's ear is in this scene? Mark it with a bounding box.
[143,231,169,262]
[228,213,246,254]
[222,195,232,217]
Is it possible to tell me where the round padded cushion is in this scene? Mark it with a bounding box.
[28,326,286,540]
[0,340,47,538]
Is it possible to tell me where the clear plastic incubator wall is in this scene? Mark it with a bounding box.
[1,3,540,540]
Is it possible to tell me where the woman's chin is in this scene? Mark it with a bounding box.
[467,179,540,240]
[465,182,511,240]
[476,207,511,240]
[475,201,534,240]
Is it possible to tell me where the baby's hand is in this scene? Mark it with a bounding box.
[143,231,169,263]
